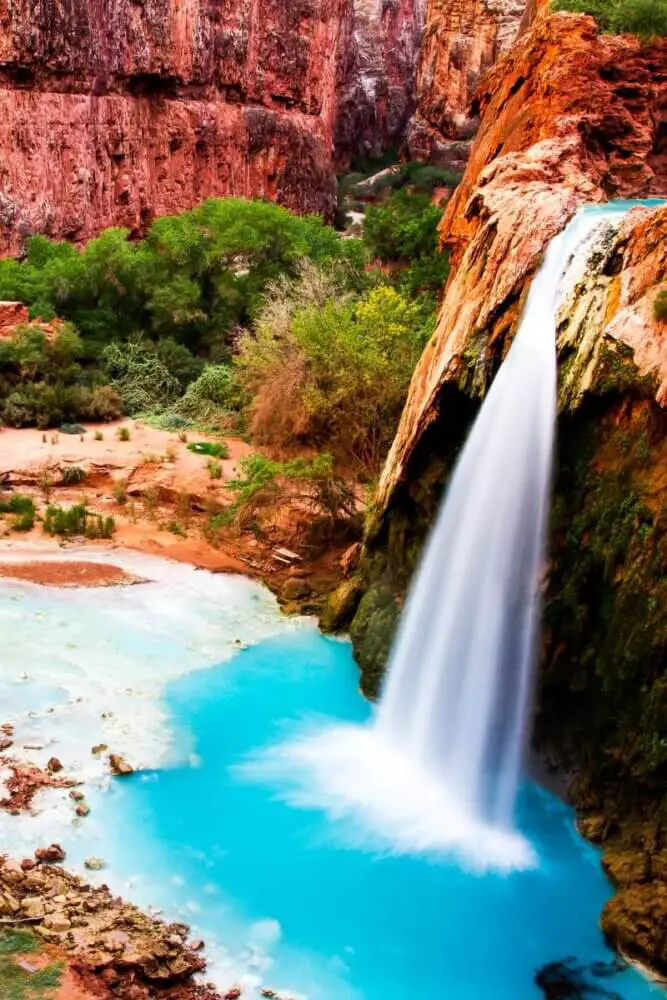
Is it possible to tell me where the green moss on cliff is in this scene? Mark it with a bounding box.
[538,399,667,808]
[592,340,659,399]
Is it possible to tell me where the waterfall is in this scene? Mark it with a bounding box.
[241,203,642,870]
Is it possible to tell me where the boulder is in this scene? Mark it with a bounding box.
[46,757,63,773]
[281,577,312,602]
[43,913,72,932]
[21,895,46,918]
[35,844,66,863]
[108,754,134,776]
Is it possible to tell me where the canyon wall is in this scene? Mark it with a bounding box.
[406,0,528,168]
[0,0,423,252]
[0,0,350,251]
[337,11,667,973]
[335,0,426,161]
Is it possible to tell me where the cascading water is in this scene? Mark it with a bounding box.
[242,203,647,870]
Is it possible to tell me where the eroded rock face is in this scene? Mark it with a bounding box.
[335,0,426,161]
[0,0,350,250]
[406,0,528,167]
[380,13,666,518]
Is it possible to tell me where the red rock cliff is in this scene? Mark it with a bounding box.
[0,0,432,250]
[0,0,352,251]
[335,0,426,161]
[383,12,666,507]
[407,0,528,167]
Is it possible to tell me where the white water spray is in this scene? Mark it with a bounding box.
[242,204,642,869]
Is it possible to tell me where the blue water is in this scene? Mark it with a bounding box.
[96,630,659,1000]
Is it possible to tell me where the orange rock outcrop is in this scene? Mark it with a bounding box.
[379,12,667,510]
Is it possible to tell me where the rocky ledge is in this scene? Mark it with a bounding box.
[0,853,215,998]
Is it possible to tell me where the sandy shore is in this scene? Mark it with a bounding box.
[0,420,349,598]
[0,558,145,587]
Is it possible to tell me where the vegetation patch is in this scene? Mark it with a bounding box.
[0,493,36,532]
[551,0,667,38]
[0,929,62,1000]
[186,440,229,459]
[654,288,667,322]
[43,503,115,539]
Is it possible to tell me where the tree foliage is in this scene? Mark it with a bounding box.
[236,264,428,473]
[0,323,123,428]
[551,0,667,37]
[0,199,365,358]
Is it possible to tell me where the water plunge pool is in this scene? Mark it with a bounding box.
[0,555,660,1000]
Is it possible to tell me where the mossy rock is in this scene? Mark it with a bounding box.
[319,577,364,634]
[281,577,312,602]
[602,881,667,976]
[602,847,651,888]
[349,584,400,698]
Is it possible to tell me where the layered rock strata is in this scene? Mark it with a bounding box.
[0,0,349,251]
[0,0,434,250]
[406,0,528,167]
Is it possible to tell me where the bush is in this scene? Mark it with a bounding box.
[654,289,667,322]
[236,266,429,473]
[116,426,131,442]
[551,0,667,37]
[0,198,364,358]
[207,459,223,479]
[176,365,243,425]
[43,503,114,538]
[0,493,36,532]
[364,190,443,262]
[62,465,85,485]
[102,338,180,414]
[187,440,229,459]
[0,322,121,429]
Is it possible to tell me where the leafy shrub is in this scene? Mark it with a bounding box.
[0,493,36,532]
[187,440,229,459]
[86,385,124,421]
[551,0,667,37]
[103,339,180,414]
[43,503,114,538]
[116,426,131,442]
[364,190,443,262]
[0,323,121,429]
[236,266,428,473]
[654,288,667,322]
[363,189,450,308]
[0,494,35,515]
[62,465,85,485]
[0,199,364,358]
[176,365,243,425]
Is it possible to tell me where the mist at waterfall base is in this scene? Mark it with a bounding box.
[242,206,632,873]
